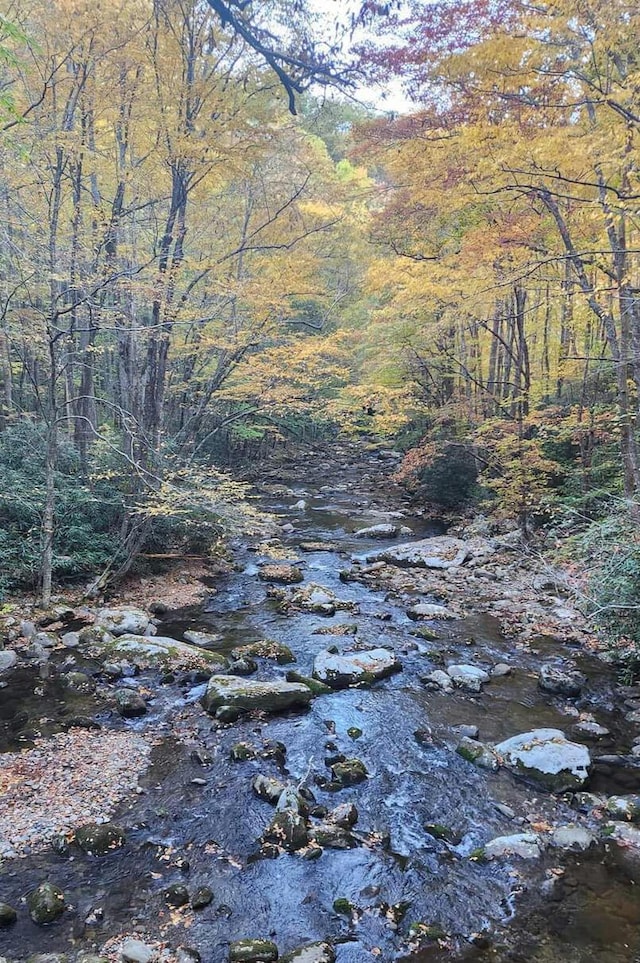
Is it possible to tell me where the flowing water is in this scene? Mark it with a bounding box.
[1,446,639,962]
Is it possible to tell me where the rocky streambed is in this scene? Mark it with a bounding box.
[1,442,640,963]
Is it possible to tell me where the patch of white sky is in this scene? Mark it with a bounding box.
[306,0,416,114]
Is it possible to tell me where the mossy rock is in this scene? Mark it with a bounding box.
[280,943,335,963]
[165,883,190,907]
[0,902,17,927]
[230,742,257,762]
[75,822,125,856]
[229,939,278,962]
[330,758,368,787]
[233,640,296,665]
[286,670,332,696]
[191,886,214,910]
[28,882,65,924]
[332,897,353,915]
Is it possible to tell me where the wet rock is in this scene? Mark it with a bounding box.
[605,795,640,821]
[368,535,476,569]
[228,658,258,677]
[484,833,542,859]
[253,774,288,804]
[456,736,499,771]
[216,705,245,722]
[232,640,296,664]
[447,664,490,692]
[176,950,201,963]
[0,902,17,927]
[0,650,17,673]
[347,727,362,740]
[107,635,227,669]
[327,802,358,827]
[97,607,150,637]
[574,719,610,739]
[495,728,591,791]
[78,625,116,646]
[229,940,278,962]
[407,602,454,621]
[28,882,66,924]
[290,583,353,615]
[354,523,401,538]
[183,630,223,649]
[120,939,154,963]
[264,809,308,852]
[75,823,125,855]
[423,669,454,693]
[571,792,605,814]
[191,886,214,910]
[330,758,368,787]
[202,676,312,716]
[453,724,479,740]
[312,648,401,688]
[230,742,257,762]
[332,898,353,915]
[538,664,586,697]
[491,663,512,677]
[608,822,640,880]
[61,671,96,693]
[424,824,461,845]
[115,689,147,718]
[285,670,332,696]
[165,883,190,907]
[550,825,596,850]
[259,564,304,584]
[280,943,335,963]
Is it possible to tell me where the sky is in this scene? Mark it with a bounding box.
[306,0,415,114]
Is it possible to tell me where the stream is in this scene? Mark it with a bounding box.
[1,443,639,962]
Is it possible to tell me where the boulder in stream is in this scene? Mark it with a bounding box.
[229,940,278,962]
[232,640,296,664]
[96,607,150,636]
[354,523,404,539]
[312,648,401,688]
[0,650,17,674]
[28,882,66,924]
[407,603,455,621]
[115,689,147,718]
[75,822,126,855]
[0,901,17,927]
[105,635,228,670]
[495,728,591,791]
[367,535,471,569]
[202,676,312,716]
[447,664,490,692]
[538,664,586,697]
[258,564,304,584]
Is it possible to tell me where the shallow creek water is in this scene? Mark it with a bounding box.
[1,452,640,962]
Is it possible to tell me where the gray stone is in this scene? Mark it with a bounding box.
[252,775,288,804]
[107,635,227,668]
[492,663,512,677]
[202,676,312,716]
[368,535,471,569]
[264,809,308,852]
[97,608,150,637]
[605,795,640,821]
[424,669,454,692]
[538,664,586,697]
[232,640,296,664]
[456,736,499,771]
[485,833,541,859]
[0,650,17,673]
[115,689,147,718]
[354,524,400,539]
[312,648,401,688]
[550,825,596,851]
[453,724,480,740]
[120,939,154,963]
[330,757,368,786]
[447,664,490,692]
[183,630,223,649]
[495,728,591,791]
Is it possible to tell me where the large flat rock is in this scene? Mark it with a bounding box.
[495,728,590,791]
[313,648,401,688]
[201,676,313,715]
[367,536,471,569]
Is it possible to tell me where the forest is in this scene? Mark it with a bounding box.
[2,3,640,963]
